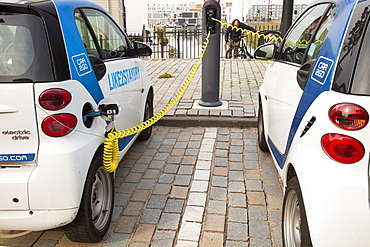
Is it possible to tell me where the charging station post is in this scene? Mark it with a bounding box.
[199,0,222,107]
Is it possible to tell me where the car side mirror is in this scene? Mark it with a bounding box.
[89,55,106,81]
[254,43,276,60]
[134,41,152,57]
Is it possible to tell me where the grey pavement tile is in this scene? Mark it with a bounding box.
[227,222,248,241]
[174,142,188,148]
[103,233,130,246]
[188,141,201,148]
[147,195,168,209]
[158,174,175,184]
[137,179,156,190]
[262,163,279,173]
[174,175,192,186]
[117,182,137,194]
[228,207,248,223]
[214,157,229,167]
[154,152,169,161]
[225,240,249,247]
[151,230,176,247]
[210,187,227,200]
[230,146,243,154]
[264,184,283,196]
[216,142,229,150]
[178,165,194,175]
[268,210,282,227]
[244,152,258,161]
[228,181,245,193]
[140,208,162,224]
[273,225,283,245]
[245,160,260,170]
[207,200,227,214]
[147,141,162,149]
[163,139,177,145]
[185,148,199,156]
[229,153,243,162]
[158,213,181,230]
[245,179,263,191]
[164,198,185,213]
[114,193,130,206]
[229,171,244,181]
[149,160,166,169]
[159,145,174,153]
[249,220,271,238]
[130,163,148,173]
[249,238,272,247]
[228,193,247,207]
[262,172,280,184]
[248,205,268,221]
[217,135,230,142]
[212,176,228,187]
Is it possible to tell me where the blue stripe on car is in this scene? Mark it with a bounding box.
[53,0,106,104]
[268,0,357,168]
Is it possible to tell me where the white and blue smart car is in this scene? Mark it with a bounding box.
[0,0,153,242]
[257,0,370,246]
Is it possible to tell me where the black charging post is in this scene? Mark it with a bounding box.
[199,0,222,107]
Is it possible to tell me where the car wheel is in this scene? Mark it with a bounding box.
[258,104,269,151]
[138,92,153,140]
[283,176,313,247]
[64,154,114,243]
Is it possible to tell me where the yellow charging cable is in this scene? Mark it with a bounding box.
[103,31,211,172]
[212,18,283,42]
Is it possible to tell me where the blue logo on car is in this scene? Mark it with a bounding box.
[0,154,35,162]
[72,53,92,76]
[311,56,334,85]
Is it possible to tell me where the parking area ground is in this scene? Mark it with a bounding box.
[0,60,283,247]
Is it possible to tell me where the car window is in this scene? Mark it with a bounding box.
[351,13,370,95]
[75,10,100,58]
[305,6,335,62]
[78,8,130,60]
[280,4,330,64]
[0,13,53,82]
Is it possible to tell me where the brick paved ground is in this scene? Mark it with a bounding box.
[29,126,283,247]
[0,59,282,247]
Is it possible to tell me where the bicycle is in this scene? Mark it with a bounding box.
[225,30,282,59]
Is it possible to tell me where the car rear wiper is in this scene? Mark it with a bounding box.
[13,78,33,82]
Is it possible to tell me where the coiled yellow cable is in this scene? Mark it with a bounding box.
[212,18,283,42]
[103,31,211,172]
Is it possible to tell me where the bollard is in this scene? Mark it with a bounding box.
[199,0,222,107]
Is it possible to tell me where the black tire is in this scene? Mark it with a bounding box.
[64,154,114,243]
[283,176,313,247]
[258,104,269,152]
[226,47,233,59]
[138,91,153,140]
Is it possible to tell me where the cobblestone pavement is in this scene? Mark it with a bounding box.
[0,60,283,247]
[16,126,283,247]
[145,59,269,118]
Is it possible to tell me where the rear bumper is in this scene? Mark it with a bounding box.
[0,208,78,231]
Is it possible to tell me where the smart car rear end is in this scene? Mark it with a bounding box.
[0,0,153,242]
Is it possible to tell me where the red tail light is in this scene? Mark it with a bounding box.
[42,114,77,137]
[321,134,364,164]
[39,89,72,110]
[329,103,368,130]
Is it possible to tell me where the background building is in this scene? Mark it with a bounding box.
[248,3,307,22]
[92,0,148,34]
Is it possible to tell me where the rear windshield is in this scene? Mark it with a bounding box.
[0,13,53,82]
[351,17,370,95]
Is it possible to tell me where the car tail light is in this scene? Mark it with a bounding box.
[39,89,72,110]
[42,114,77,137]
[321,134,365,164]
[329,103,368,130]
